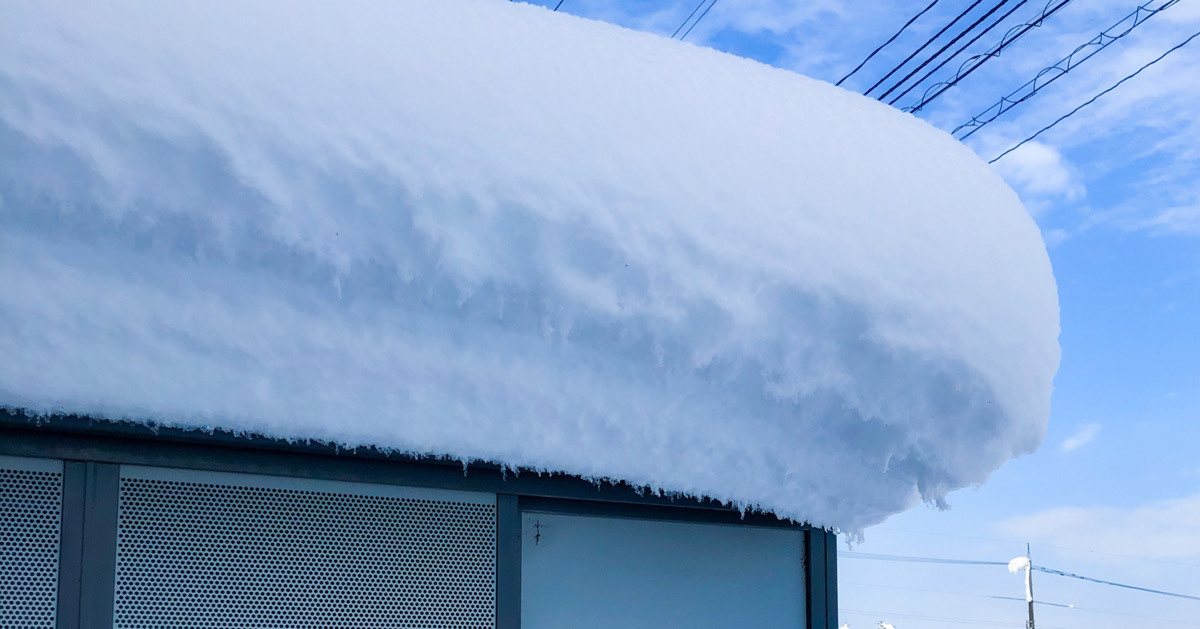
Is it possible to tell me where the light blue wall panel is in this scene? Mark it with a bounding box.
[521,512,805,628]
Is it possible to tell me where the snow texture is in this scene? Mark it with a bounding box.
[1008,557,1034,602]
[0,0,1059,534]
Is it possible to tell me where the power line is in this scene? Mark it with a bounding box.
[1051,603,1200,626]
[875,526,1200,568]
[672,0,718,40]
[849,579,1172,620]
[886,0,1033,106]
[998,597,1200,626]
[1034,562,1200,602]
[864,0,988,97]
[841,608,1068,628]
[953,0,1181,139]
[848,579,1023,602]
[990,29,1200,163]
[845,580,1067,611]
[877,0,1021,103]
[993,596,1072,608]
[837,0,942,87]
[902,0,1075,112]
[846,579,1200,625]
[680,0,718,41]
[841,551,1008,566]
[840,547,1200,603]
[672,0,707,38]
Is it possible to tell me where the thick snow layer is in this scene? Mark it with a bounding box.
[0,0,1058,534]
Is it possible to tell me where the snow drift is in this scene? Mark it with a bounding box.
[0,0,1059,534]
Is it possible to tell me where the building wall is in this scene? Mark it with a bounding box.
[0,417,838,629]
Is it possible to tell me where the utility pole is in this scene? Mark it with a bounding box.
[1026,543,1035,629]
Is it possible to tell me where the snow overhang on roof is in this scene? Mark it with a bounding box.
[0,0,1059,535]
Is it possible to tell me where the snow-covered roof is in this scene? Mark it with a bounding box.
[0,0,1058,535]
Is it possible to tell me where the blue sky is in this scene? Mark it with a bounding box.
[525,1,1200,626]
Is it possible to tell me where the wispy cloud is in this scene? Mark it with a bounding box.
[991,141,1086,210]
[1041,227,1070,248]
[962,4,1200,236]
[1143,204,1200,236]
[999,492,1200,560]
[1061,422,1101,452]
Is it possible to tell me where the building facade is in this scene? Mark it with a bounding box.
[1,410,838,629]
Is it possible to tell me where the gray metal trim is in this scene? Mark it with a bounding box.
[804,528,838,629]
[519,495,807,529]
[79,463,119,629]
[806,529,826,629]
[56,462,86,629]
[495,494,521,629]
[0,454,63,472]
[0,414,804,521]
[825,529,838,629]
[120,464,495,505]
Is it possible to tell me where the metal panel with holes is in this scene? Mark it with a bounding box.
[113,466,496,629]
[0,455,64,629]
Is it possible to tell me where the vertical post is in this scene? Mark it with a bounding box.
[56,462,119,629]
[806,528,831,629]
[56,462,87,629]
[495,494,522,629]
[79,463,120,629]
[825,530,838,629]
[1026,543,1035,629]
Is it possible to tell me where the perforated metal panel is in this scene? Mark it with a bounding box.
[114,467,496,628]
[0,456,63,629]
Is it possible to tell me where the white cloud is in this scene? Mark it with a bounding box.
[1041,228,1070,248]
[1081,200,1200,237]
[1163,0,1200,23]
[1143,205,1200,236]
[991,142,1086,209]
[948,4,1200,236]
[1000,492,1200,560]
[1060,422,1102,452]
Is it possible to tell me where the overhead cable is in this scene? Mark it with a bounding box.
[672,0,707,38]
[990,29,1200,163]
[673,0,718,40]
[886,0,1033,105]
[680,0,719,41]
[1034,561,1200,602]
[992,595,1073,608]
[877,0,1021,102]
[841,607,1063,628]
[837,0,942,86]
[840,551,1008,566]
[903,0,1075,112]
[864,0,988,96]
[998,597,1200,626]
[954,0,1181,139]
[841,548,1200,603]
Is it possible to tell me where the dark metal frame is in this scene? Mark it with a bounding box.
[1,409,837,629]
